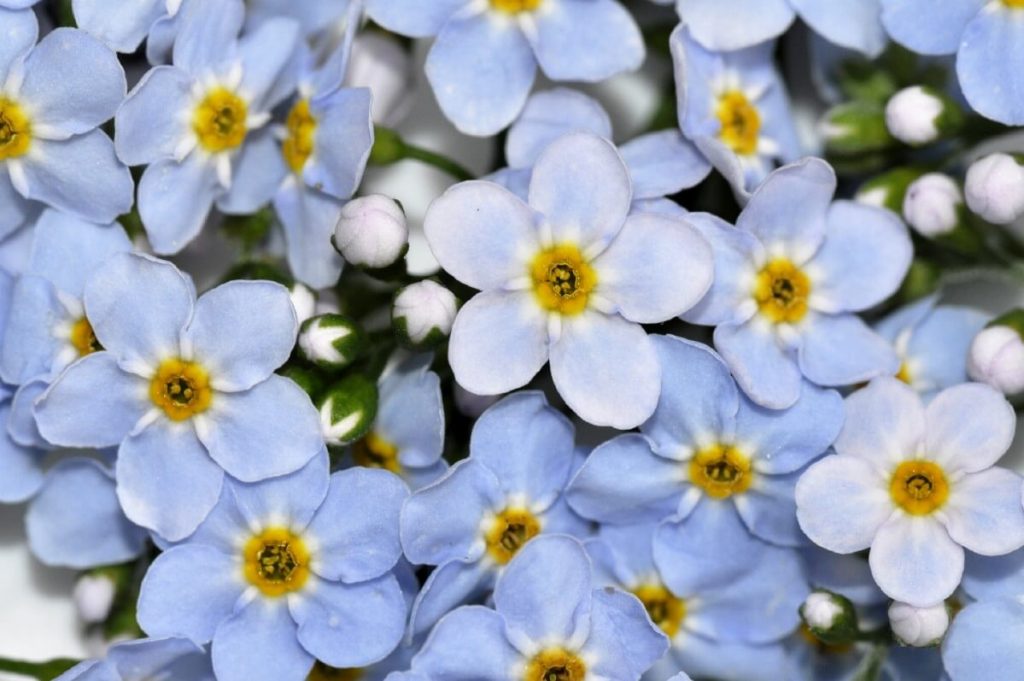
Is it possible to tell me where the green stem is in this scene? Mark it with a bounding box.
[371,126,475,182]
[0,657,81,680]
[398,143,475,182]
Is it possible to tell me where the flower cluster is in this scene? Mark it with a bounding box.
[2,2,1024,681]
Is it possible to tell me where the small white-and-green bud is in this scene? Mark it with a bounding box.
[965,153,1024,225]
[318,375,378,446]
[968,310,1024,396]
[333,194,408,269]
[298,314,364,370]
[822,101,893,155]
[888,601,949,647]
[393,280,457,349]
[800,590,859,645]
[884,86,962,147]
[289,283,317,326]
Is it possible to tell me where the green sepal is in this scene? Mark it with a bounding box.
[298,314,366,370]
[319,374,378,445]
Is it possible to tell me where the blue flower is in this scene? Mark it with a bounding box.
[410,534,668,680]
[670,25,803,196]
[667,0,887,55]
[424,132,714,428]
[71,0,182,53]
[796,378,1024,607]
[34,252,323,541]
[683,158,912,408]
[874,294,988,400]
[56,636,214,681]
[586,522,807,681]
[0,8,132,240]
[567,335,844,550]
[137,454,409,680]
[400,391,589,638]
[881,0,1024,124]
[364,0,644,135]
[113,0,300,254]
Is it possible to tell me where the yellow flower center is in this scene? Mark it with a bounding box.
[716,90,761,156]
[282,98,317,173]
[523,648,586,681]
[1004,0,1024,8]
[243,526,311,597]
[149,358,213,421]
[193,87,248,153]
[491,0,542,13]
[530,244,596,316]
[307,662,363,681]
[689,443,753,499]
[69,317,102,357]
[631,583,686,638]
[0,97,32,161]
[484,507,541,565]
[889,460,949,515]
[351,432,401,474]
[754,259,811,324]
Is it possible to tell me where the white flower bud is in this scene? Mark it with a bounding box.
[965,153,1024,225]
[802,591,844,630]
[800,590,859,645]
[393,281,457,348]
[319,375,378,446]
[885,86,944,146]
[289,283,316,325]
[73,574,116,624]
[333,195,408,269]
[968,324,1024,396]
[888,601,949,647]
[903,173,962,237]
[298,314,364,370]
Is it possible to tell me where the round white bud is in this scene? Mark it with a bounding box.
[888,601,949,647]
[885,86,944,146]
[289,283,316,325]
[968,325,1024,396]
[333,195,408,269]
[903,173,962,237]
[393,281,457,348]
[965,153,1024,225]
[73,574,116,624]
[801,591,845,631]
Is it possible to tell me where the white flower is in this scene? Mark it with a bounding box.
[73,574,116,624]
[903,173,962,237]
[965,153,1024,225]
[889,601,949,646]
[885,86,944,146]
[333,194,408,268]
[968,325,1024,396]
[393,281,457,347]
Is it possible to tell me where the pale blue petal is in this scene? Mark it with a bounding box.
[0,401,43,502]
[17,132,133,224]
[0,170,37,239]
[216,128,284,214]
[27,458,146,568]
[145,13,178,65]
[541,496,591,538]
[71,0,165,53]
[592,212,713,323]
[880,0,984,55]
[962,550,1024,601]
[791,0,887,56]
[672,636,790,681]
[794,455,890,553]
[0,276,64,384]
[550,311,659,429]
[943,599,1024,681]
[411,605,519,680]
[408,559,494,639]
[138,544,245,641]
[197,375,322,482]
[424,13,536,136]
[171,0,243,77]
[506,88,611,169]
[925,382,1016,474]
[183,479,252,550]
[273,184,345,290]
[678,0,795,51]
[27,209,131,296]
[619,130,711,198]
[942,467,1024,556]
[34,353,149,447]
[377,361,444,470]
[304,88,373,200]
[528,132,631,252]
[734,470,805,547]
[485,166,531,201]
[905,306,987,394]
[530,0,644,82]
[470,391,574,509]
[138,155,220,255]
[582,587,668,679]
[211,599,313,681]
[114,66,194,166]
[714,321,802,410]
[364,0,465,38]
[874,294,938,343]
[235,17,300,111]
[0,7,36,84]
[588,523,659,586]
[681,212,763,327]
[9,379,47,448]
[868,515,963,606]
[229,451,329,533]
[107,637,213,681]
[18,28,125,136]
[118,421,224,542]
[798,313,900,387]
[402,459,449,491]
[803,548,885,607]
[184,280,296,391]
[957,5,1024,125]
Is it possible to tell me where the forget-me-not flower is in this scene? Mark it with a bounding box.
[400,391,588,637]
[56,636,214,681]
[683,158,912,409]
[424,132,713,428]
[138,453,409,681]
[410,534,668,681]
[0,8,132,240]
[364,0,644,135]
[34,253,323,541]
[796,378,1024,606]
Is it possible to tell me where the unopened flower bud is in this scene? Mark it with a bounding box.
[888,601,949,647]
[800,590,859,645]
[903,173,963,237]
[965,153,1024,225]
[298,314,365,370]
[73,574,116,624]
[822,101,893,156]
[885,86,961,146]
[318,374,378,446]
[333,195,408,269]
[289,283,316,326]
[393,281,457,349]
[968,312,1024,396]
[856,167,926,214]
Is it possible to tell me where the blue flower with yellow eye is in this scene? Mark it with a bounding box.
[34,252,323,541]
[585,523,807,681]
[881,0,1024,124]
[424,132,714,429]
[670,25,802,197]
[0,8,132,241]
[411,534,668,681]
[137,453,409,681]
[874,294,988,400]
[113,0,300,255]
[400,391,589,638]
[56,636,214,681]
[682,158,912,409]
[364,0,644,135]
